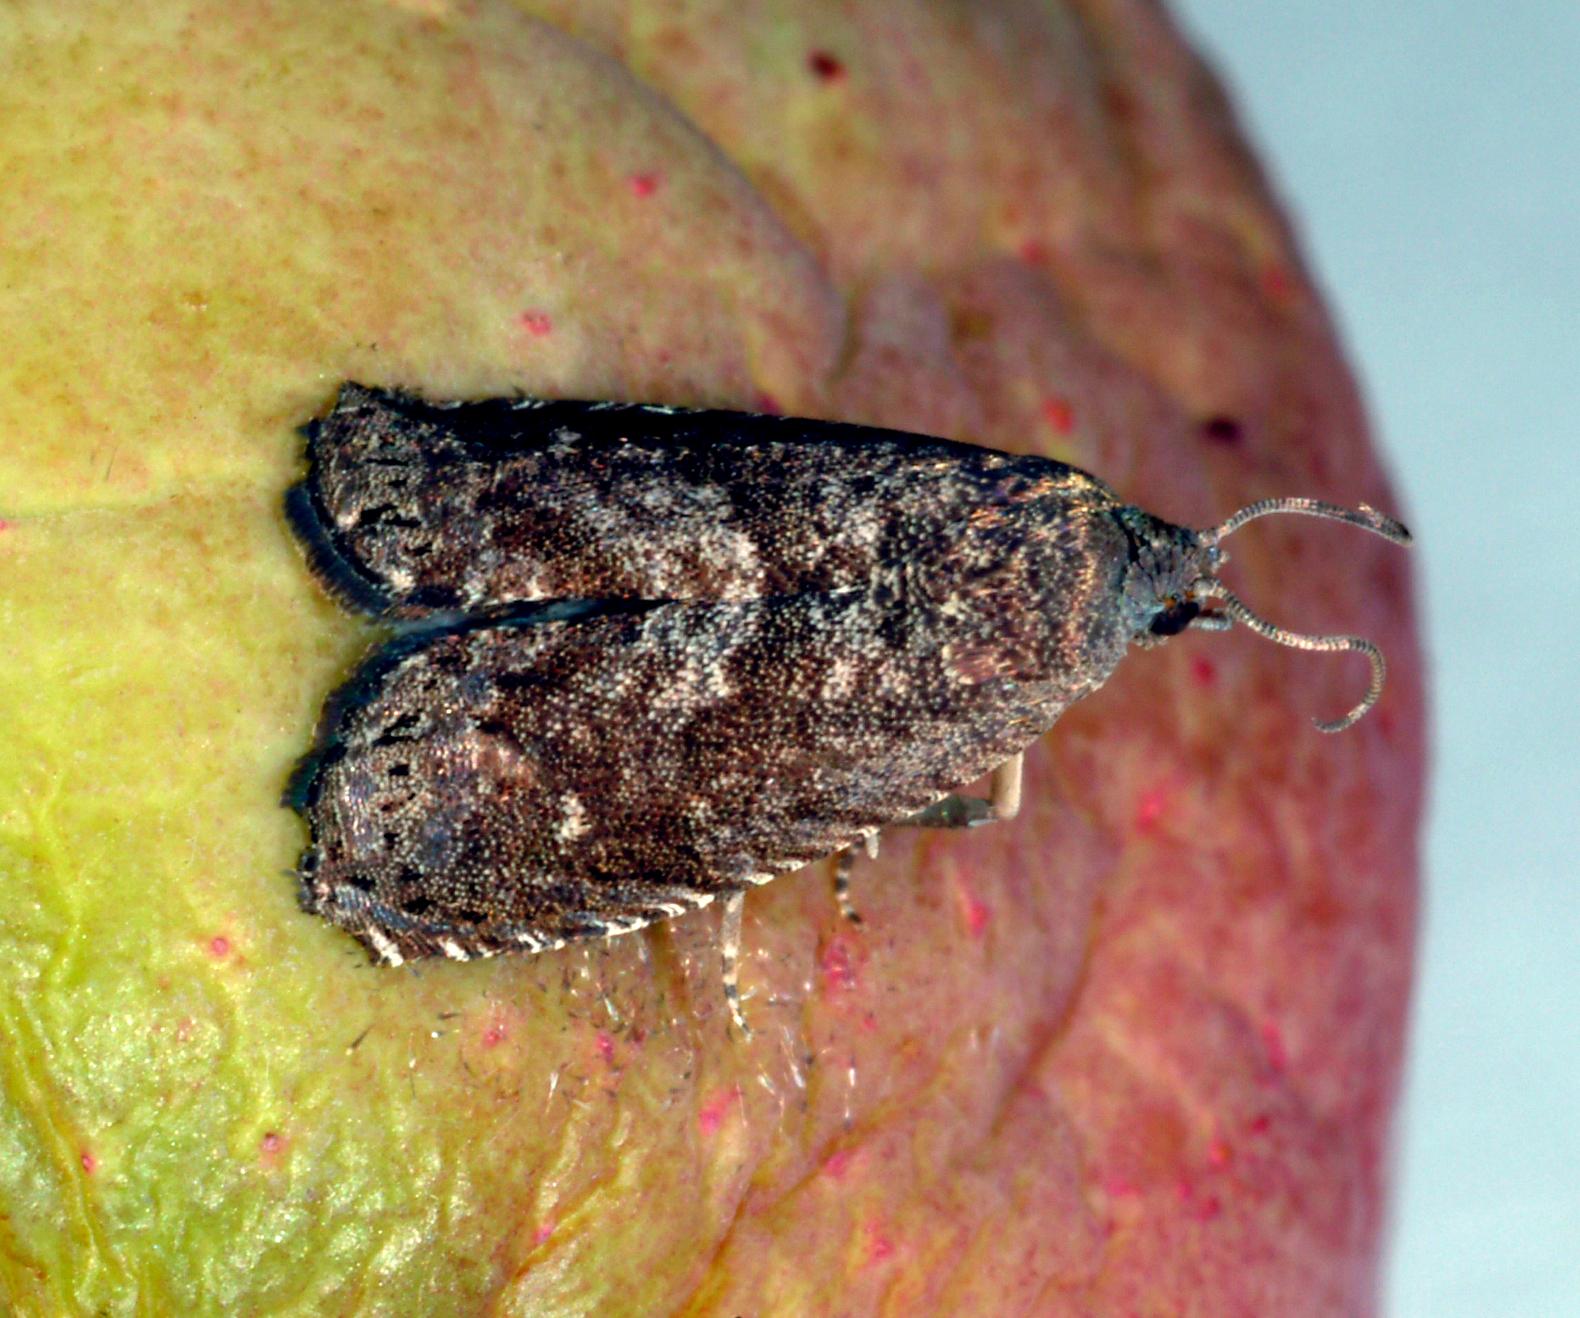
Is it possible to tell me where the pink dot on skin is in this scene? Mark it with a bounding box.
[261,1131,284,1155]
[698,1087,737,1137]
[1018,237,1049,265]
[209,936,230,958]
[1040,395,1075,434]
[482,1022,507,1048]
[865,1223,895,1264]
[1190,655,1217,689]
[1248,1113,1272,1136]
[807,50,845,81]
[595,1031,615,1064]
[1103,1174,1139,1199]
[0,519,12,532]
[822,1148,855,1180]
[533,1220,555,1246]
[1134,785,1168,832]
[1206,1140,1232,1170]
[752,390,783,416]
[81,1151,97,1174]
[820,937,858,994]
[628,172,661,197]
[958,891,990,938]
[518,310,553,337]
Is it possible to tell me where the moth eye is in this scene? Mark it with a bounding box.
[1148,597,1201,637]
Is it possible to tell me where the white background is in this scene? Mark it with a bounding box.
[1170,3,1580,1313]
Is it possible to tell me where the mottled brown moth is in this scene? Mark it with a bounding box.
[284,384,1411,1031]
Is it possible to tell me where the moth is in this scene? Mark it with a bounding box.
[284,383,1410,1032]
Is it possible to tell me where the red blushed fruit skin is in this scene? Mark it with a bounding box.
[517,6,1422,1310]
[0,1,1421,1313]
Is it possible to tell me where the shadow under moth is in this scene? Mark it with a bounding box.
[283,383,1410,1033]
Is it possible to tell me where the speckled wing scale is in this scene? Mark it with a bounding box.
[283,382,1411,1022]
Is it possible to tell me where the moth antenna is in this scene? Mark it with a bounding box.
[1193,579,1385,733]
[1205,498,1411,548]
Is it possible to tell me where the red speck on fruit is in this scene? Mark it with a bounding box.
[1103,84,1138,123]
[1260,262,1297,304]
[482,1021,508,1048]
[1194,1194,1223,1222]
[261,1131,284,1155]
[0,519,12,532]
[865,1222,895,1264]
[964,896,990,937]
[1260,1021,1289,1075]
[518,310,553,337]
[533,1220,555,1246]
[822,1148,856,1180]
[628,171,660,197]
[953,881,991,937]
[595,1032,615,1064]
[1248,1113,1272,1135]
[1134,784,1169,832]
[209,936,230,958]
[820,936,859,994]
[1103,1174,1139,1199]
[1206,1139,1232,1170]
[752,390,783,415]
[1190,655,1217,688]
[1040,395,1075,434]
[1201,415,1243,445]
[81,1151,97,1174]
[807,50,845,81]
[1018,237,1049,265]
[698,1086,739,1136]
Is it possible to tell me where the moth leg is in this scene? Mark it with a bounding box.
[903,753,1025,829]
[831,832,880,924]
[832,849,864,925]
[719,891,753,1040]
[989,752,1023,822]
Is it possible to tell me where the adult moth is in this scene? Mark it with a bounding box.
[284,383,1410,1032]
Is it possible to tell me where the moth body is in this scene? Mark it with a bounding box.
[284,384,1408,989]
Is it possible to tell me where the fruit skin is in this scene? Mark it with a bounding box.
[0,1,1421,1314]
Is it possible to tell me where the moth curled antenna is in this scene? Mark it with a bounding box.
[1192,579,1386,733]
[1205,497,1412,549]
[1188,494,1408,732]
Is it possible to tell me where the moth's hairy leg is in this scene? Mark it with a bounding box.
[989,753,1023,822]
[719,891,752,1039]
[832,849,864,925]
[830,833,880,924]
[901,752,1025,829]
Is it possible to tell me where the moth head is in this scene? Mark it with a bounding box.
[1117,498,1412,733]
